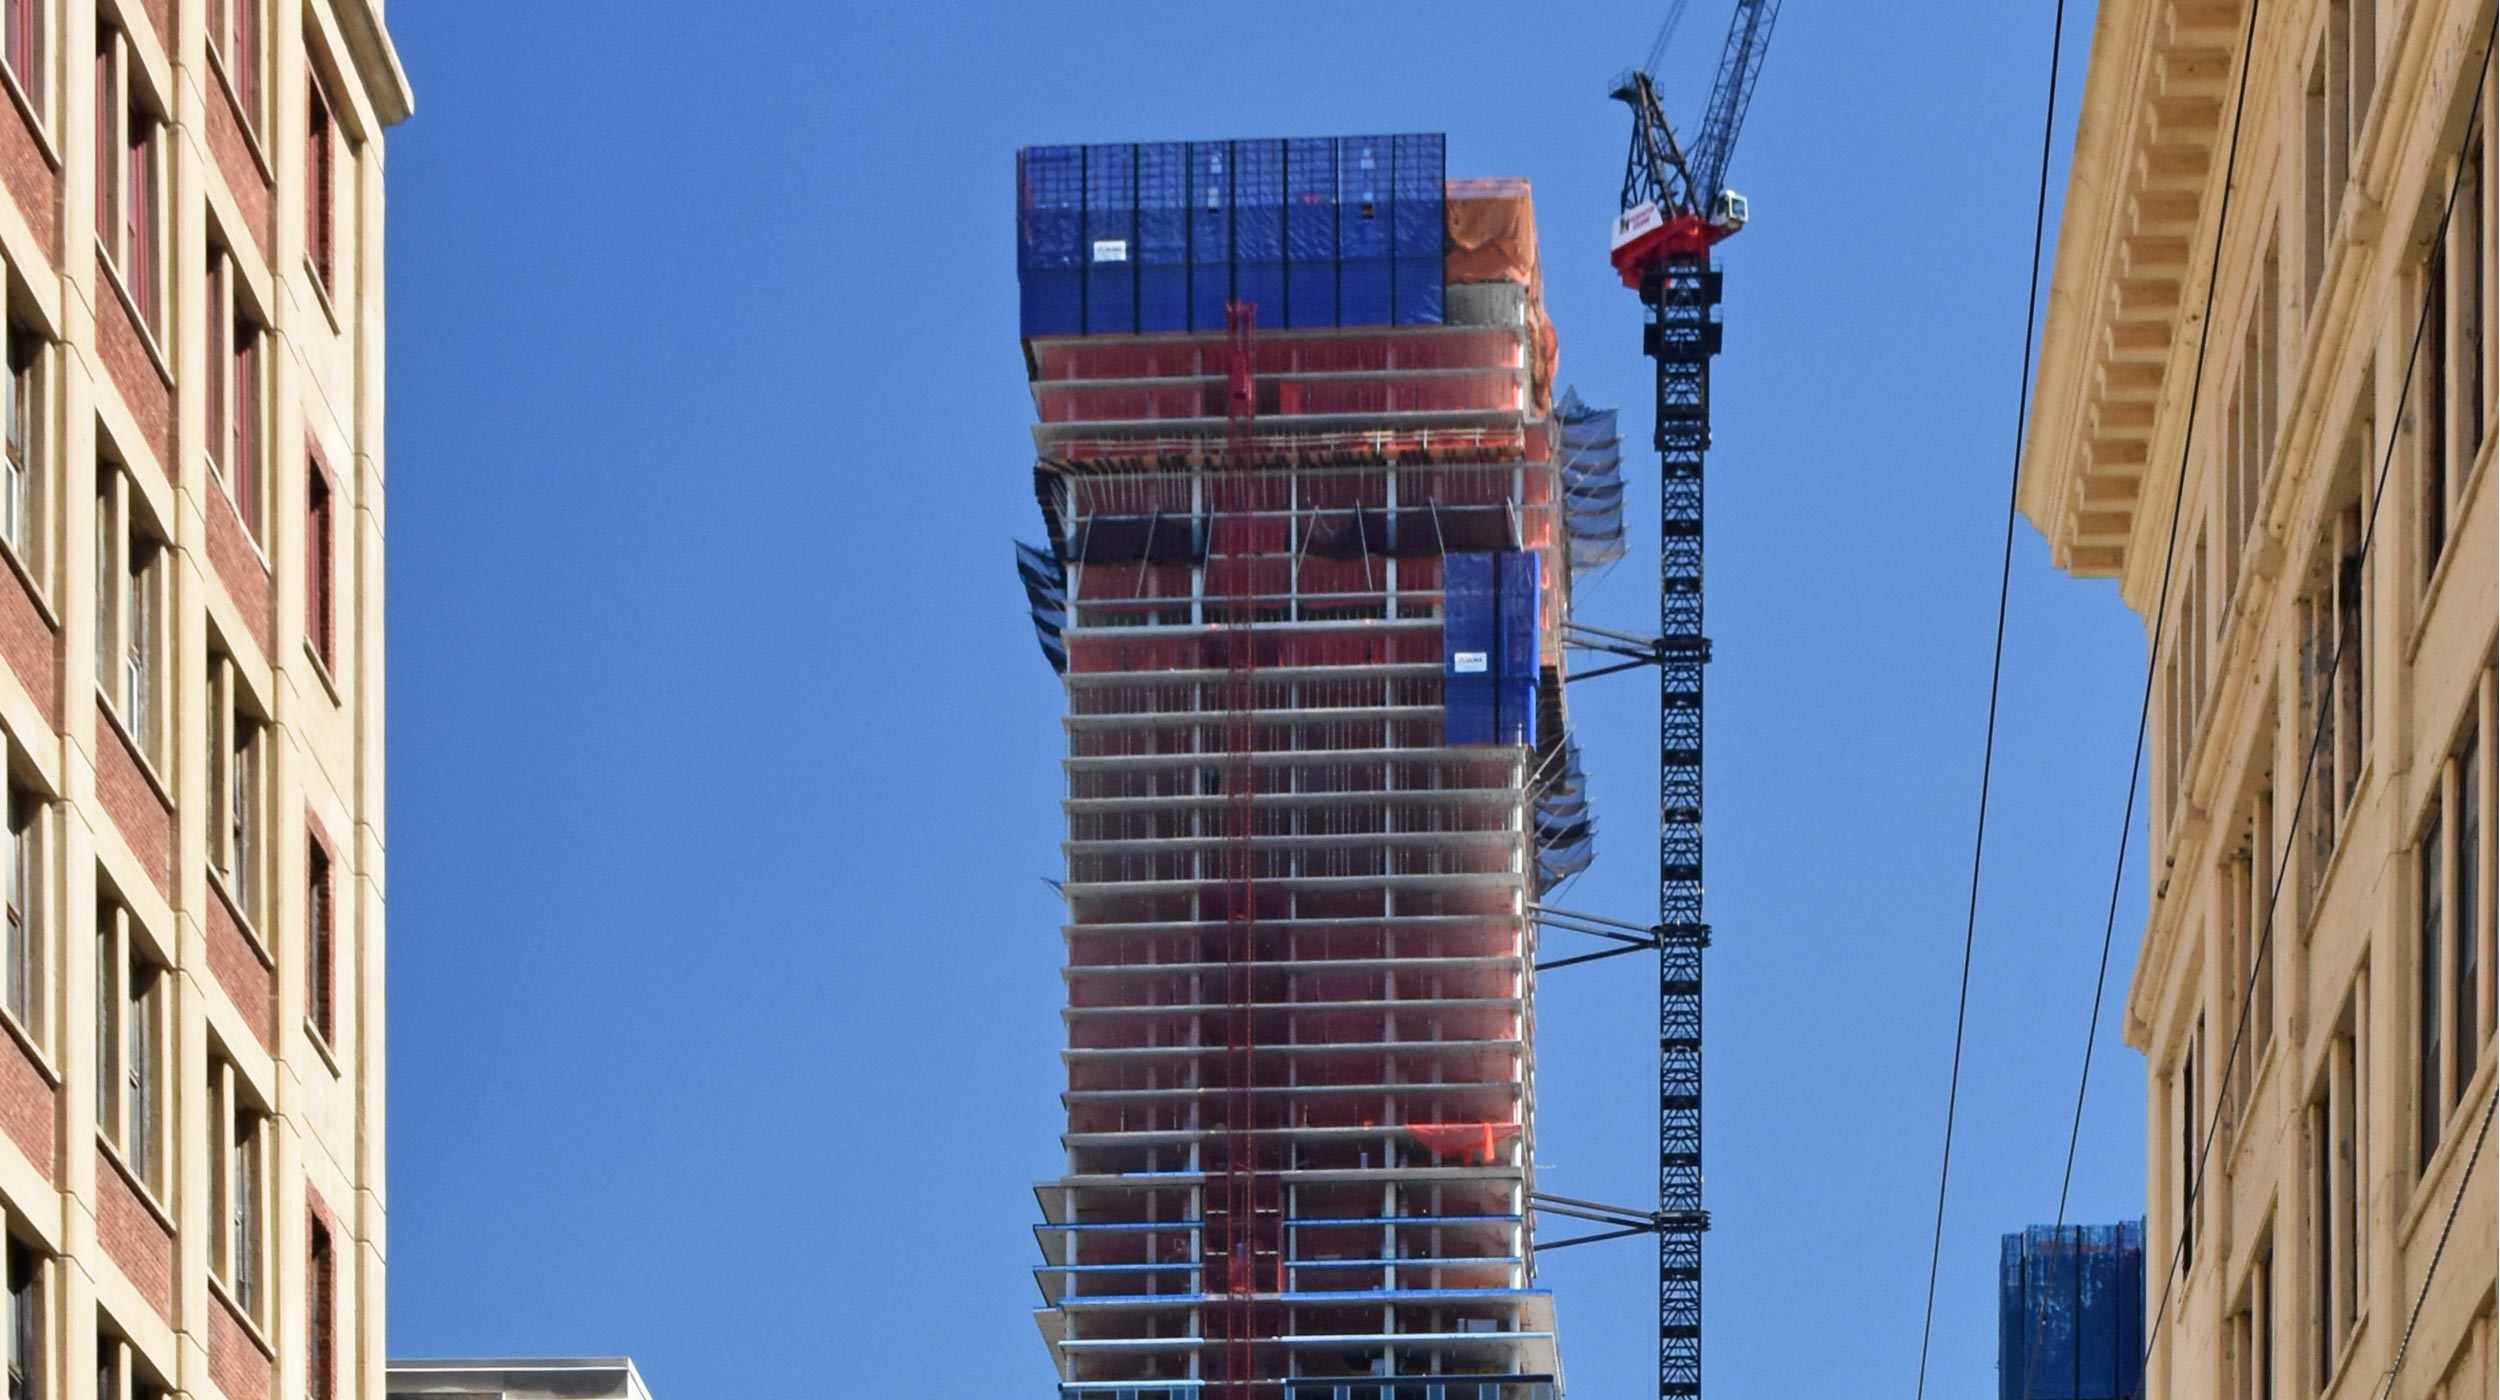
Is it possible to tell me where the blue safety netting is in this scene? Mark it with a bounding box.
[1014,541,1069,673]
[1998,1221,2145,1400]
[1533,733,1594,893]
[1554,388,1626,583]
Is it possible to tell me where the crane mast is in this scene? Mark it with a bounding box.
[1602,7,1779,1400]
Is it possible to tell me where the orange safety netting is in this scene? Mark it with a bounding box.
[1405,1121,1522,1164]
[1442,178,1559,414]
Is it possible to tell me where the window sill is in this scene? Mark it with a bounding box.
[205,1274,274,1357]
[2226,1036,2281,1164]
[304,1017,341,1078]
[0,60,56,171]
[303,256,341,332]
[2322,1310,2370,1399]
[0,526,56,630]
[94,1132,174,1232]
[304,636,341,706]
[2406,437,2493,667]
[205,460,273,570]
[206,866,273,969]
[0,1003,55,1087]
[93,249,172,388]
[2297,765,2374,947]
[2398,1053,2496,1247]
[94,691,171,808]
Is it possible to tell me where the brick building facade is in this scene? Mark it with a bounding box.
[0,4,409,1400]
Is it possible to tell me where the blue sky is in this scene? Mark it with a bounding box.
[381,3,2151,1397]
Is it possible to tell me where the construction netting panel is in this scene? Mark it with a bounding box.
[1554,387,1626,580]
[1017,133,1448,338]
[1997,1222,2145,1400]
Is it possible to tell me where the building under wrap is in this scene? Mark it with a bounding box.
[1997,1223,2146,1400]
[1013,137,1622,1400]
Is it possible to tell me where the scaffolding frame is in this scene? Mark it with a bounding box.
[1026,305,1573,1400]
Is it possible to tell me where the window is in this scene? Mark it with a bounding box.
[93,1336,158,1400]
[307,463,333,667]
[94,900,161,1195]
[2161,528,2213,822]
[207,0,260,134]
[204,651,265,923]
[2297,438,2368,914]
[93,464,164,765]
[207,1060,266,1320]
[2308,981,2365,1388]
[2,0,43,117]
[2225,749,2278,1124]
[2417,705,2491,1171]
[306,73,335,292]
[205,248,266,541]
[1,325,39,570]
[93,27,161,335]
[2418,805,2443,1170]
[306,835,332,1043]
[2301,2,2378,305]
[2424,103,2490,581]
[2224,242,2282,597]
[2232,1240,2274,1400]
[2176,1019,2202,1269]
[306,1215,334,1400]
[4,1238,37,1400]
[2,780,41,1043]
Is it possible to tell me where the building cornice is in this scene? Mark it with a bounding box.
[2021,0,2247,583]
[335,0,412,128]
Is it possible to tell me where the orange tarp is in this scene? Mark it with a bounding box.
[1442,178,1558,413]
[1443,177,1541,286]
[1405,1121,1523,1164]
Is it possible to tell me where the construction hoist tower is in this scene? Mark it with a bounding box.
[1603,5,1781,1398]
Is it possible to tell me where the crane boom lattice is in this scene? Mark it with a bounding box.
[1645,254,1717,1400]
[1601,7,1778,1400]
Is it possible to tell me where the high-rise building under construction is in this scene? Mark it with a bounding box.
[1012,137,1620,1400]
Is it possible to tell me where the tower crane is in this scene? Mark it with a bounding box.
[1606,6,1780,1399]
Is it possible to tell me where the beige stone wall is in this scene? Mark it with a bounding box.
[0,4,407,1400]
[2026,1,2497,1397]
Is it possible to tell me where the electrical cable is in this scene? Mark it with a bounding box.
[1910,3,2071,1396]
[2103,14,2496,1390]
[2011,0,2264,1391]
[1646,0,1697,80]
[2369,1090,2496,1400]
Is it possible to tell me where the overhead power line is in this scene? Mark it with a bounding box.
[2014,0,2266,1392]
[1910,2,2071,1397]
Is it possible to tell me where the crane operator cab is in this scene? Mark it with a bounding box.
[1710,189,1749,235]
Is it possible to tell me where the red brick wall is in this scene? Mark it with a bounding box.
[0,554,55,730]
[0,87,56,263]
[97,285,171,471]
[205,85,271,261]
[0,1026,50,1178]
[206,879,272,1051]
[94,700,170,896]
[206,490,272,657]
[210,1287,272,1400]
[94,1147,171,1320]
[305,1185,337,1398]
